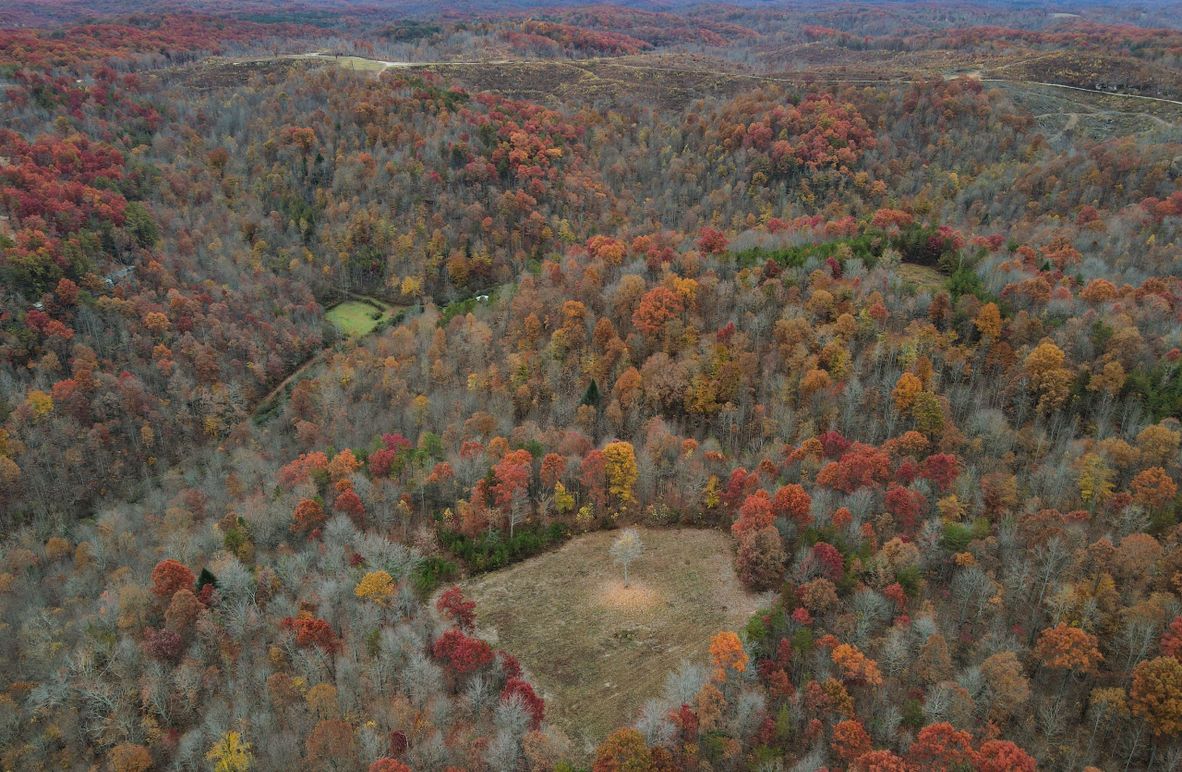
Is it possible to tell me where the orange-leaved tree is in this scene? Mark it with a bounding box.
[709,631,748,683]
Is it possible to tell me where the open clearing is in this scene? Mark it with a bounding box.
[325,299,393,337]
[292,52,405,72]
[463,528,770,756]
[991,80,1182,143]
[896,263,947,293]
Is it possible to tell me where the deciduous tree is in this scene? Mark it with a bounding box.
[610,528,644,587]
[1131,656,1182,735]
[151,559,194,598]
[907,722,977,771]
[831,718,872,763]
[709,631,748,682]
[603,441,638,506]
[593,728,652,772]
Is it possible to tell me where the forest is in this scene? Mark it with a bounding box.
[2,0,1182,770]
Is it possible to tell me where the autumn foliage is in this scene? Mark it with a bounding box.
[4,4,1182,770]
[150,559,194,599]
[432,629,495,676]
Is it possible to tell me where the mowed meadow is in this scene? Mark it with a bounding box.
[463,528,771,755]
[325,299,396,337]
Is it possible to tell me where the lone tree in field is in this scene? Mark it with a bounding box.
[610,528,644,587]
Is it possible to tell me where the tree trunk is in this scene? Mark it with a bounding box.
[1124,723,1143,772]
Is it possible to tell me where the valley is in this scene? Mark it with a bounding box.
[2,3,1182,770]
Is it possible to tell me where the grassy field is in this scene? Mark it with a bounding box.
[325,299,391,336]
[308,53,392,73]
[462,528,770,757]
[896,263,947,293]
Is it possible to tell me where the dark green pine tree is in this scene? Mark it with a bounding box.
[196,568,218,592]
[581,379,600,407]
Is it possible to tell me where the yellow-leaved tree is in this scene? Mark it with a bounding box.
[602,440,638,506]
[974,301,1002,340]
[354,570,396,603]
[1024,339,1073,413]
[207,731,253,772]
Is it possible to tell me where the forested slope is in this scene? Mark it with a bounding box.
[3,4,1182,770]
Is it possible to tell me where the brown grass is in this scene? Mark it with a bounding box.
[896,262,947,293]
[596,579,662,614]
[462,527,770,758]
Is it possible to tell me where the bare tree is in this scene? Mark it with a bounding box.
[610,528,644,587]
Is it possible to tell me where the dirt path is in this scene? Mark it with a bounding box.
[249,349,323,420]
[247,293,404,423]
[287,52,523,71]
[980,78,1182,108]
[226,51,1182,111]
[242,285,502,428]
